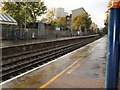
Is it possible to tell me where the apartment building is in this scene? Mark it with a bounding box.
[71,7,86,29]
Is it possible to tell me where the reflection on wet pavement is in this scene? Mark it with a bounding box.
[45,36,107,88]
[2,36,107,88]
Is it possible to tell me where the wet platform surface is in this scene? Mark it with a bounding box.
[2,36,107,89]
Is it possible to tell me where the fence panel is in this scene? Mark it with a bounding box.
[2,27,96,40]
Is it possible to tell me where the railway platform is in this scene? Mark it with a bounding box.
[1,35,98,48]
[1,35,107,89]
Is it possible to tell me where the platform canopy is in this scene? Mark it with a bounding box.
[0,13,17,25]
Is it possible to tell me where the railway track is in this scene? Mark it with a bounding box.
[1,35,100,82]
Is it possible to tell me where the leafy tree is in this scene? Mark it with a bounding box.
[104,0,111,34]
[51,19,58,27]
[41,9,67,30]
[57,16,66,30]
[73,13,92,31]
[2,2,47,27]
[25,2,47,22]
[104,13,109,26]
[73,16,81,30]
[102,26,108,34]
[41,8,56,23]
[105,1,111,27]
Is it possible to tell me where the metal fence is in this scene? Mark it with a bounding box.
[2,27,95,40]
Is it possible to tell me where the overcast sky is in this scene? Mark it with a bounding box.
[44,0,108,28]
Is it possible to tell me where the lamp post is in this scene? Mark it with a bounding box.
[23,3,27,39]
[25,5,27,31]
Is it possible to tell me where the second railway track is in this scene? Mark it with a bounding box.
[1,35,101,82]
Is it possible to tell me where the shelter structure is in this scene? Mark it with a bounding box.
[0,13,17,39]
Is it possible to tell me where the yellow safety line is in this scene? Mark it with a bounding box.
[38,53,87,89]
[67,63,80,74]
[37,42,97,89]
[38,60,78,89]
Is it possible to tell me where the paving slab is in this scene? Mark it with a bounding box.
[1,36,107,89]
[43,36,107,88]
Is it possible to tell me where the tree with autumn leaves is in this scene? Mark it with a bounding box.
[73,13,92,31]
[57,16,67,30]
[47,16,66,30]
[41,8,67,30]
[41,8,56,23]
[103,0,112,34]
[105,0,112,26]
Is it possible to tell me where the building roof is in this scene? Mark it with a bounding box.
[0,13,17,25]
[72,7,86,13]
